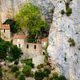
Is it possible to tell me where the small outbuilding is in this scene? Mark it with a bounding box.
[0,24,11,41]
[13,34,26,48]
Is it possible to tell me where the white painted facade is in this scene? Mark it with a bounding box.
[13,38,25,48]
[0,24,11,41]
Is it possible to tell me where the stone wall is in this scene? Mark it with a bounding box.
[21,42,44,66]
[22,43,42,57]
[1,29,11,41]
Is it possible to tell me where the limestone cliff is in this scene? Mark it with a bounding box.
[48,0,80,80]
[0,0,54,23]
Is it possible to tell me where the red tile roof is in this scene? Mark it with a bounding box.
[13,34,27,39]
[1,24,10,30]
[41,37,48,42]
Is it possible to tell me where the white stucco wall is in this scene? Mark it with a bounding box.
[21,43,44,66]
[13,39,25,48]
[25,43,42,56]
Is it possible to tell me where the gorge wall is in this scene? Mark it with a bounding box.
[48,0,80,80]
[0,0,54,23]
[0,0,80,80]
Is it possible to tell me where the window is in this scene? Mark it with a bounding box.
[27,44,29,49]
[4,29,5,33]
[43,52,45,55]
[34,45,36,49]
[19,44,21,48]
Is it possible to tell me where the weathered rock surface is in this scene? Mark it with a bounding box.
[0,0,54,23]
[48,0,80,80]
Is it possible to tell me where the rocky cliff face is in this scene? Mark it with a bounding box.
[48,0,80,80]
[0,0,28,22]
[0,0,54,23]
[0,0,80,80]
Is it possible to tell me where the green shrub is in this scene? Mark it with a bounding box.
[11,66,19,73]
[65,2,70,9]
[66,8,72,16]
[22,65,32,77]
[34,67,51,80]
[64,57,67,61]
[78,48,80,50]
[58,75,67,80]
[61,1,72,16]
[68,38,75,47]
[34,70,45,80]
[3,19,19,33]
[14,60,19,65]
[18,73,25,80]
[52,72,58,79]
[22,58,34,68]
[0,38,22,62]
[61,10,65,15]
[15,71,20,78]
[51,73,67,80]
[37,64,44,69]
[27,37,36,43]
[0,67,3,79]
[44,68,51,77]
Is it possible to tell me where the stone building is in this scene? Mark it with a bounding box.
[41,37,48,48]
[25,43,42,56]
[41,37,48,54]
[0,24,11,41]
[13,34,26,48]
[0,24,48,66]
[12,33,43,55]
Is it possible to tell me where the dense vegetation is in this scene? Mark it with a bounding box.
[3,3,49,43]
[61,0,72,16]
[15,3,49,42]
[0,38,22,62]
[3,19,19,33]
[68,38,75,47]
[0,67,3,80]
